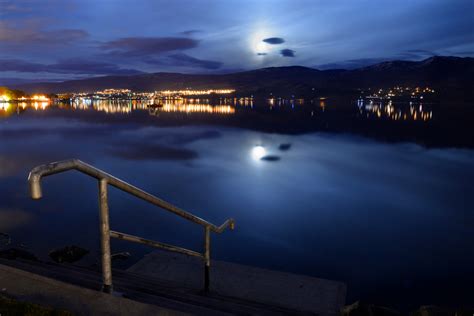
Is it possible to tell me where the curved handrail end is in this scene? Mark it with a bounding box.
[213,218,235,233]
[28,159,83,200]
[28,172,42,200]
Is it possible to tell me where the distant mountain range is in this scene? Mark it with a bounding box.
[10,56,474,98]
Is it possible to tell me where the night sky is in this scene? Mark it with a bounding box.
[1,0,473,81]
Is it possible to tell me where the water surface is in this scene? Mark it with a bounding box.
[1,100,473,310]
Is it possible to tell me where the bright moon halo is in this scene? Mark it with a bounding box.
[250,29,272,55]
[251,145,266,160]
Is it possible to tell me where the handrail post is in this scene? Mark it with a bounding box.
[204,226,211,293]
[99,178,113,293]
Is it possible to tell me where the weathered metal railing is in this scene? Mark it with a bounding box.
[28,159,235,293]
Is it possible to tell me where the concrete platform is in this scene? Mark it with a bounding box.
[0,258,312,315]
[128,250,347,315]
[0,263,187,316]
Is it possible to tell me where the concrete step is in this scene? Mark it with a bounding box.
[0,258,311,315]
[129,250,347,316]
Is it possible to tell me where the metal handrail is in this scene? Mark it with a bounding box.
[28,159,235,293]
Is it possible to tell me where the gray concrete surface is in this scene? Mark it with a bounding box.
[0,263,188,316]
[128,250,347,315]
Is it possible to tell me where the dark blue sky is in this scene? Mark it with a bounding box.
[0,0,473,81]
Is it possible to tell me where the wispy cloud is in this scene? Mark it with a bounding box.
[143,53,223,70]
[0,21,88,44]
[167,53,222,69]
[180,30,202,36]
[316,58,390,70]
[0,58,142,75]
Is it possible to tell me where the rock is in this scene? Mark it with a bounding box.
[49,245,89,263]
[341,301,400,316]
[260,155,281,161]
[410,306,455,316]
[279,143,292,151]
[455,309,474,316]
[0,233,11,246]
[0,248,37,261]
[111,251,131,261]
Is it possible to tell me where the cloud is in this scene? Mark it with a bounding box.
[0,59,46,73]
[405,49,435,55]
[0,144,92,176]
[316,50,437,70]
[0,21,88,44]
[108,143,198,161]
[143,53,223,70]
[132,129,222,145]
[0,155,31,177]
[263,37,285,45]
[0,209,33,231]
[397,49,436,60]
[0,1,32,13]
[454,51,474,56]
[180,30,202,36]
[101,37,199,57]
[167,53,222,69]
[0,125,116,139]
[105,129,221,161]
[0,58,143,75]
[317,58,390,70]
[280,49,295,57]
[50,58,143,75]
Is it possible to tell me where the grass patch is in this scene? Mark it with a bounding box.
[0,295,73,316]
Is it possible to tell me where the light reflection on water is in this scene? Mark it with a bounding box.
[357,99,434,121]
[1,97,437,123]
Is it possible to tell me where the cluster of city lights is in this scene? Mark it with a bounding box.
[0,95,11,102]
[96,89,131,95]
[0,95,50,102]
[361,86,436,100]
[58,88,235,102]
[156,89,235,96]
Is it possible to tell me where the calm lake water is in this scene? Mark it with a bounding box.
[1,99,473,310]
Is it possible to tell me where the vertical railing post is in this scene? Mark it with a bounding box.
[99,178,113,293]
[204,226,211,293]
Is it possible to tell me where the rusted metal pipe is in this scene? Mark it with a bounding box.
[99,179,113,293]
